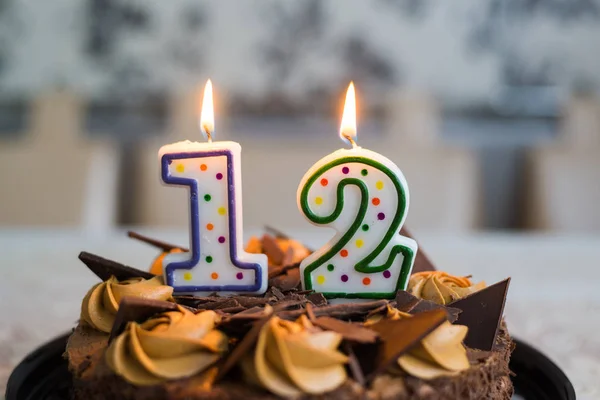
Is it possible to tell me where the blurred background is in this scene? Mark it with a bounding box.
[1,2,600,397]
[1,0,600,232]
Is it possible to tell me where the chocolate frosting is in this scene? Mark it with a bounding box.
[241,315,348,397]
[106,306,228,386]
[81,276,174,333]
[408,271,485,305]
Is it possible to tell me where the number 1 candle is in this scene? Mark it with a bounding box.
[297,82,418,300]
[159,80,268,295]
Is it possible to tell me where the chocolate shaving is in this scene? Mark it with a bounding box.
[313,317,379,343]
[269,268,301,291]
[198,298,242,311]
[395,290,461,323]
[277,300,389,321]
[400,227,436,273]
[268,262,300,279]
[108,297,178,342]
[307,292,327,306]
[449,278,510,351]
[216,315,273,382]
[262,234,285,265]
[127,231,188,252]
[79,252,154,282]
[357,308,448,380]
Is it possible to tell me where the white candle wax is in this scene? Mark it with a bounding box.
[159,140,268,295]
[297,146,418,300]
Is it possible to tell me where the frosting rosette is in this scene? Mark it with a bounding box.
[241,315,348,397]
[366,306,470,380]
[408,271,485,305]
[81,275,174,333]
[106,307,228,386]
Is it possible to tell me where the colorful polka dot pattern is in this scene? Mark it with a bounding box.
[167,154,259,288]
[302,160,410,294]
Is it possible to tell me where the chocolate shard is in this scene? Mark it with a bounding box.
[344,342,366,386]
[356,308,447,380]
[400,227,436,273]
[127,231,188,252]
[395,291,461,323]
[449,278,510,351]
[313,317,379,343]
[79,251,155,282]
[269,268,301,291]
[108,297,178,342]
[307,292,328,306]
[216,314,273,382]
[262,234,285,266]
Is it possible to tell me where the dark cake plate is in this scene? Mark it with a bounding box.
[5,334,576,400]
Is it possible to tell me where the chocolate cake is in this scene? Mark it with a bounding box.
[66,231,514,400]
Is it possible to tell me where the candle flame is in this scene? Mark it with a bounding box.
[200,79,214,141]
[339,82,357,147]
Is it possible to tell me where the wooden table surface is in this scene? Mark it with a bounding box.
[1,228,598,399]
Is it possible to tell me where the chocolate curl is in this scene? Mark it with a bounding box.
[127,231,188,252]
[79,251,154,282]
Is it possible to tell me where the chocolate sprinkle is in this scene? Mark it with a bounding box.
[108,297,178,342]
[395,291,461,323]
[79,252,154,282]
[449,278,511,351]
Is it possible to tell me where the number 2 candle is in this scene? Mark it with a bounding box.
[159,80,268,295]
[297,83,418,300]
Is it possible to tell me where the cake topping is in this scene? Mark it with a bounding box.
[79,251,154,281]
[395,290,461,322]
[355,308,448,380]
[241,315,349,397]
[364,306,470,380]
[106,306,228,386]
[108,297,179,342]
[449,278,511,351]
[397,322,470,379]
[408,271,485,305]
[80,276,174,333]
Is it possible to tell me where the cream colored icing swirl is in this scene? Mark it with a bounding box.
[106,306,228,386]
[80,275,174,333]
[366,306,470,380]
[408,271,486,305]
[241,315,348,398]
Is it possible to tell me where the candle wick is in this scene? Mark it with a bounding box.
[204,126,213,143]
[343,133,358,149]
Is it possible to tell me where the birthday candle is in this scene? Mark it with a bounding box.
[159,80,268,295]
[297,83,418,300]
